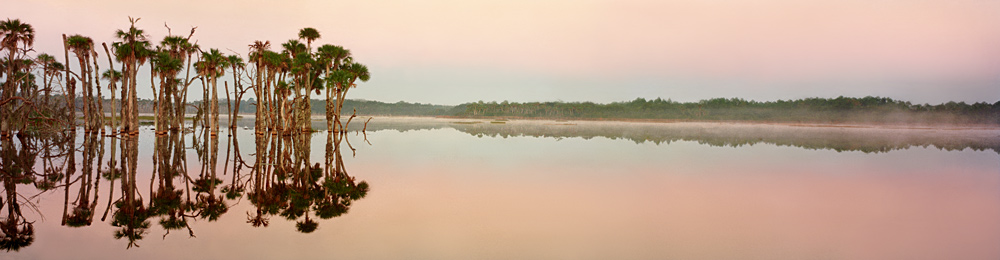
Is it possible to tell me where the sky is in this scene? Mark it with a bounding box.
[4,0,999,105]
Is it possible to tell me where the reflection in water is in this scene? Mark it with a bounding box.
[353,118,1000,154]
[65,133,100,227]
[1,135,40,251]
[246,131,369,233]
[1,118,998,256]
[112,135,145,248]
[0,128,367,250]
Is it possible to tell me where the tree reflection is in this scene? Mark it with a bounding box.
[149,132,193,237]
[1,135,37,251]
[0,132,78,251]
[64,133,102,227]
[110,136,149,248]
[193,129,227,222]
[0,125,371,250]
[247,132,368,233]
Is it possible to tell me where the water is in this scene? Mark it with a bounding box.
[3,118,999,259]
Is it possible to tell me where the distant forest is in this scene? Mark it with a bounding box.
[71,96,999,125]
[451,96,1000,125]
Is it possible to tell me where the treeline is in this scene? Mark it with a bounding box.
[452,96,1000,125]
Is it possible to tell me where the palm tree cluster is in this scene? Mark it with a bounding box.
[1,18,372,137]
[248,27,370,135]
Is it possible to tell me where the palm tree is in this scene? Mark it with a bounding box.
[150,50,183,134]
[315,44,349,132]
[298,28,320,53]
[282,39,316,132]
[170,37,199,132]
[289,52,317,132]
[328,61,369,135]
[67,35,98,132]
[155,36,188,133]
[226,55,245,129]
[198,48,228,135]
[281,40,306,58]
[0,19,35,138]
[1,19,34,86]
[111,17,150,135]
[248,40,270,134]
[297,28,321,132]
[34,54,61,107]
[260,50,286,132]
[101,68,122,131]
[281,41,306,111]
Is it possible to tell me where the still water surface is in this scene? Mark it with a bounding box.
[4,118,1000,259]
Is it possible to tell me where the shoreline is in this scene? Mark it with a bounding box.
[114,113,1000,131]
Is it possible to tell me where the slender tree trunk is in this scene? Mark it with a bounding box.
[63,34,76,131]
[225,81,233,129]
[129,60,139,134]
[84,55,94,132]
[325,77,332,132]
[176,53,194,132]
[156,76,166,134]
[211,74,219,134]
[254,63,263,134]
[120,62,130,134]
[119,62,128,134]
[299,79,309,133]
[92,52,104,133]
[151,65,159,134]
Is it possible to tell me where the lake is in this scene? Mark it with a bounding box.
[3,117,1000,259]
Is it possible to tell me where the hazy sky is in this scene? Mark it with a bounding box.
[4,0,999,105]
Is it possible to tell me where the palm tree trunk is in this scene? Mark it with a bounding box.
[211,75,219,134]
[156,76,166,134]
[92,53,104,134]
[79,57,90,132]
[254,63,263,134]
[62,34,75,132]
[325,76,332,132]
[119,62,128,134]
[86,55,95,132]
[129,59,139,134]
[225,81,233,129]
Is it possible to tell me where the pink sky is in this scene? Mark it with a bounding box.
[4,0,999,104]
